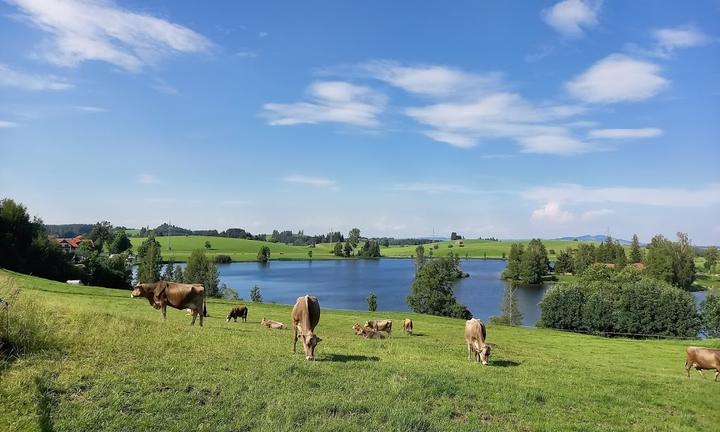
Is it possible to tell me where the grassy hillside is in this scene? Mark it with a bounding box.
[129,236,588,262]
[1,269,718,431]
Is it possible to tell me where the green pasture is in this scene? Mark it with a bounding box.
[1,269,718,431]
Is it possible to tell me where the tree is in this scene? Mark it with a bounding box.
[250,285,262,302]
[704,246,719,272]
[519,239,549,284]
[502,243,524,280]
[333,241,343,257]
[700,293,720,337]
[184,250,219,297]
[136,235,162,283]
[573,244,596,274]
[348,228,361,248]
[491,284,522,326]
[629,234,642,263]
[450,232,461,241]
[161,262,175,281]
[204,240,211,250]
[359,240,381,258]
[367,292,378,312]
[343,241,353,257]
[108,230,132,254]
[407,255,471,319]
[554,249,574,274]
[88,221,113,252]
[645,233,696,289]
[257,245,271,263]
[307,250,313,259]
[414,245,426,273]
[173,265,184,283]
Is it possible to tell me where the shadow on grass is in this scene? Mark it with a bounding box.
[491,360,521,367]
[408,332,427,337]
[35,372,58,432]
[320,353,381,362]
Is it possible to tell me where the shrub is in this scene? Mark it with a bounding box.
[257,246,271,263]
[539,285,585,330]
[250,285,263,302]
[214,254,232,264]
[407,254,471,319]
[367,292,377,312]
[700,293,720,338]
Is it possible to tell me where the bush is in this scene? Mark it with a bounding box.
[257,246,271,263]
[219,283,239,301]
[367,292,377,312]
[185,250,220,297]
[214,254,232,264]
[250,285,263,302]
[700,293,720,338]
[539,285,585,330]
[407,254,471,319]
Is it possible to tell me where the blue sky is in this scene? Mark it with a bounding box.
[1,0,718,243]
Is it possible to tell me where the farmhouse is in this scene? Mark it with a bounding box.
[55,235,92,256]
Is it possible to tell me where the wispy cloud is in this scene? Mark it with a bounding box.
[653,26,709,57]
[258,31,269,38]
[580,208,615,220]
[0,120,19,128]
[136,174,162,184]
[0,63,72,90]
[588,128,662,139]
[283,175,339,190]
[531,201,574,223]
[542,0,601,38]
[74,105,107,113]
[565,54,669,103]
[390,182,479,194]
[236,49,257,58]
[151,78,180,96]
[524,183,720,207]
[7,0,212,72]
[263,81,387,127]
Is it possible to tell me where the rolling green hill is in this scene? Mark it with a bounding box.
[1,269,718,431]
[129,236,590,262]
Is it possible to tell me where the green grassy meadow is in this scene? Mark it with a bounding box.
[129,236,587,262]
[1,269,719,431]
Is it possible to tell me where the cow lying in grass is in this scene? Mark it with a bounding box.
[685,346,720,381]
[364,319,392,336]
[261,317,287,329]
[131,281,206,326]
[227,305,248,322]
[352,323,385,339]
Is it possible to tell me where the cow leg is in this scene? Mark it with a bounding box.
[162,305,167,320]
[199,308,204,327]
[685,360,691,377]
[696,367,706,379]
[467,343,472,361]
[191,309,197,326]
[715,370,719,382]
[292,326,298,353]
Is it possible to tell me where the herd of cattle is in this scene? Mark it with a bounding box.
[131,281,720,376]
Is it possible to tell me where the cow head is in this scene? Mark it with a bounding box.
[300,333,322,360]
[477,344,492,365]
[131,282,165,309]
[352,323,364,335]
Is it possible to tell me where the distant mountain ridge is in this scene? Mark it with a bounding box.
[553,234,634,245]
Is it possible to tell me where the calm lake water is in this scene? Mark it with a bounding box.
[153,259,707,327]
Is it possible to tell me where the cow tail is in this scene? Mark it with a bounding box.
[203,291,208,317]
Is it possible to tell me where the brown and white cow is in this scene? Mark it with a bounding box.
[403,318,413,335]
[291,295,321,360]
[131,281,206,326]
[685,346,720,381]
[364,319,392,336]
[261,317,287,329]
[227,305,248,322]
[465,318,491,365]
[352,323,385,339]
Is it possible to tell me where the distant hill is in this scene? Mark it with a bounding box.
[553,234,634,245]
[44,224,94,238]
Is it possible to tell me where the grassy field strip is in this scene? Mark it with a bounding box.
[1,270,719,431]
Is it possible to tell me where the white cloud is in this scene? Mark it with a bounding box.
[405,92,586,154]
[518,134,590,155]
[263,81,387,127]
[283,175,338,190]
[654,26,709,56]
[390,183,478,194]
[531,201,574,223]
[258,31,269,38]
[524,183,720,207]
[580,208,614,220]
[136,174,161,184]
[0,63,72,90]
[152,79,180,96]
[588,128,662,139]
[0,120,19,128]
[74,105,106,113]
[359,60,502,98]
[7,0,212,72]
[542,0,601,37]
[565,54,669,103]
[236,50,257,58]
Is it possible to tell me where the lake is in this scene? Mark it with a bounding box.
[212,259,545,325]
[154,259,708,327]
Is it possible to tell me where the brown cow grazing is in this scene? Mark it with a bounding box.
[261,317,287,329]
[465,318,491,365]
[227,305,248,322]
[131,281,206,326]
[685,346,720,381]
[291,295,321,360]
[364,319,392,335]
[403,318,413,335]
[352,323,385,339]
